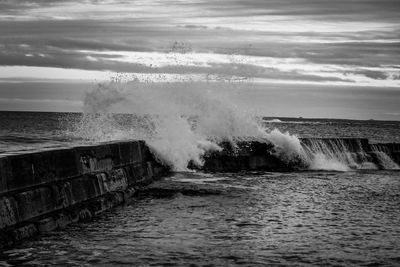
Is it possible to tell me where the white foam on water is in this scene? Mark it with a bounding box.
[298,138,394,171]
[371,151,400,170]
[70,78,397,172]
[71,78,272,171]
[264,119,282,123]
[307,153,350,171]
[265,129,303,163]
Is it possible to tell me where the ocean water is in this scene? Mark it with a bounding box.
[1,111,400,155]
[263,117,400,144]
[1,171,400,266]
[0,111,78,154]
[0,110,399,266]
[1,79,400,267]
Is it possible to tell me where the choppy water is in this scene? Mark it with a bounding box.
[1,111,400,266]
[1,111,400,155]
[0,111,77,154]
[263,117,400,144]
[1,171,400,266]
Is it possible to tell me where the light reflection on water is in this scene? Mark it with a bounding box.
[1,171,400,266]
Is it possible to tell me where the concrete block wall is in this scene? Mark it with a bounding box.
[198,141,296,172]
[0,140,168,247]
[198,139,400,172]
[1,138,398,246]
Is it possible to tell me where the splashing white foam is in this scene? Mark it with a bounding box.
[265,129,303,163]
[264,119,282,123]
[71,78,275,171]
[70,78,393,172]
[308,153,350,171]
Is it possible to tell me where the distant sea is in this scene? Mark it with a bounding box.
[1,111,400,155]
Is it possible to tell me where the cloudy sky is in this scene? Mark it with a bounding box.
[0,0,399,119]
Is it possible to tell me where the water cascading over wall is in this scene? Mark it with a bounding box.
[198,138,400,172]
[369,143,400,169]
[0,137,399,246]
[300,138,400,170]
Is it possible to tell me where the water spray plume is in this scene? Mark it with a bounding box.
[72,76,270,171]
[69,45,398,172]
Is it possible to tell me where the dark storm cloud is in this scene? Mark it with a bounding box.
[351,70,388,80]
[199,0,400,21]
[1,0,399,119]
[0,18,397,64]
[0,0,76,16]
[295,42,400,67]
[0,19,225,53]
[0,44,354,84]
[0,0,98,10]
[0,0,399,86]
[181,25,209,30]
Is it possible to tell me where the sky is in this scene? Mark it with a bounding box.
[0,0,399,120]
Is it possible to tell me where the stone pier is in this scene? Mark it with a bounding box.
[0,141,169,248]
[1,138,399,247]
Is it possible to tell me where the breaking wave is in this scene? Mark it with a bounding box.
[71,79,270,171]
[70,78,398,172]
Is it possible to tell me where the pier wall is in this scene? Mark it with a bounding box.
[1,138,399,246]
[199,139,400,172]
[0,141,168,247]
[197,141,296,172]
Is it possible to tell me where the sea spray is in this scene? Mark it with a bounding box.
[266,129,304,163]
[370,144,400,169]
[70,78,390,172]
[71,78,274,171]
[298,138,395,171]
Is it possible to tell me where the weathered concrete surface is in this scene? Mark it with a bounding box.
[1,138,398,247]
[0,140,169,248]
[0,197,19,229]
[0,158,10,195]
[140,180,227,197]
[196,141,302,172]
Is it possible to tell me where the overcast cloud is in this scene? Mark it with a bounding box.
[0,0,399,119]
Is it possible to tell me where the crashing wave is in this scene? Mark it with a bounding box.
[68,78,398,172]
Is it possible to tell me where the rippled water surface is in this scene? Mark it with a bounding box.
[2,171,400,266]
[1,111,400,155]
[263,118,400,144]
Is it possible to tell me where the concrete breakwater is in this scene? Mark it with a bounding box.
[0,141,168,248]
[1,138,399,247]
[199,138,400,172]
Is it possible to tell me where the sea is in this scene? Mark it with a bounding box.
[0,111,400,266]
[1,111,400,155]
